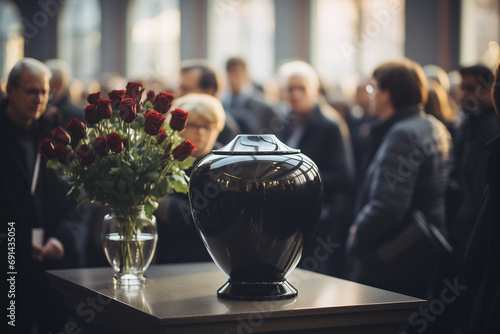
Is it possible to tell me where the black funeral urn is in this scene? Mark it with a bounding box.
[189,134,323,300]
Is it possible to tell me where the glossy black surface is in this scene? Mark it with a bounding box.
[189,135,323,300]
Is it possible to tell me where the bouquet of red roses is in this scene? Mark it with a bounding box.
[38,82,196,218]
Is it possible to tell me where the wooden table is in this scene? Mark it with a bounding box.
[47,262,426,334]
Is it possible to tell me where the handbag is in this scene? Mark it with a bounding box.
[377,210,453,263]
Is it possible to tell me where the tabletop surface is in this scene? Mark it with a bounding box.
[47,262,425,327]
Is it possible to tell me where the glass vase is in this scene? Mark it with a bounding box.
[102,205,158,286]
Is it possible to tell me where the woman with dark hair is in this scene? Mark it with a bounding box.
[347,59,453,299]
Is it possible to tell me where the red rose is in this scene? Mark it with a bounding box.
[54,143,74,165]
[75,144,95,166]
[172,140,196,162]
[154,92,174,114]
[92,136,108,156]
[170,108,188,131]
[109,90,126,109]
[125,82,144,101]
[39,138,56,159]
[105,133,124,153]
[51,126,71,145]
[145,90,155,104]
[118,98,137,123]
[84,104,99,125]
[87,91,101,104]
[67,118,86,140]
[157,128,167,145]
[96,99,112,119]
[143,110,165,135]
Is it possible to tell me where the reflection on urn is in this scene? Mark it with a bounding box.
[189,135,323,300]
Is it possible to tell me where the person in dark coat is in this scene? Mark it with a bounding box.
[346,59,453,299]
[457,60,500,334]
[0,58,87,334]
[222,57,279,134]
[44,58,85,127]
[275,60,352,277]
[446,64,500,261]
[174,59,240,144]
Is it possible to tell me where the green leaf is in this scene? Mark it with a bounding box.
[144,199,158,219]
[46,159,61,170]
[171,173,189,193]
[176,156,196,171]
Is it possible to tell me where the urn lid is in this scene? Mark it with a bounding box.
[213,134,300,155]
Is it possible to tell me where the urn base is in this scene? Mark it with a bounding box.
[217,279,298,301]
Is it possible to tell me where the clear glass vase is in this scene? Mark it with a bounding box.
[102,205,158,286]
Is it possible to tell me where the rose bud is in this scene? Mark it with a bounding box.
[92,136,108,156]
[143,110,165,135]
[39,138,56,159]
[172,140,196,162]
[84,104,99,125]
[170,108,189,131]
[87,91,101,104]
[145,90,155,104]
[54,143,74,165]
[153,92,174,114]
[67,118,86,140]
[123,137,129,148]
[125,82,144,101]
[96,99,113,119]
[109,90,126,108]
[75,144,95,166]
[105,133,124,153]
[118,98,137,123]
[51,126,71,145]
[157,128,167,145]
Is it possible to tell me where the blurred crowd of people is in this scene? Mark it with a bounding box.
[1,55,500,334]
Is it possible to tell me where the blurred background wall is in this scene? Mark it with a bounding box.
[1,0,499,98]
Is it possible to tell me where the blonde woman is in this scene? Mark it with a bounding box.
[156,93,226,264]
[173,93,226,159]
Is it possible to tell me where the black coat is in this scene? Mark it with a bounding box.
[276,104,352,276]
[462,134,500,333]
[276,104,351,201]
[0,99,87,333]
[447,106,500,256]
[223,93,280,134]
[52,93,85,127]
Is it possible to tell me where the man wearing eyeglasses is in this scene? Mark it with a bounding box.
[0,58,86,334]
[446,65,500,263]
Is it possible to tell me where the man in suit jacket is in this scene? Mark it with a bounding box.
[222,57,279,134]
[275,60,351,276]
[175,59,240,144]
[0,58,86,334]
[347,59,452,299]
[446,65,500,260]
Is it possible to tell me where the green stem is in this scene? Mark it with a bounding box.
[161,158,175,177]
